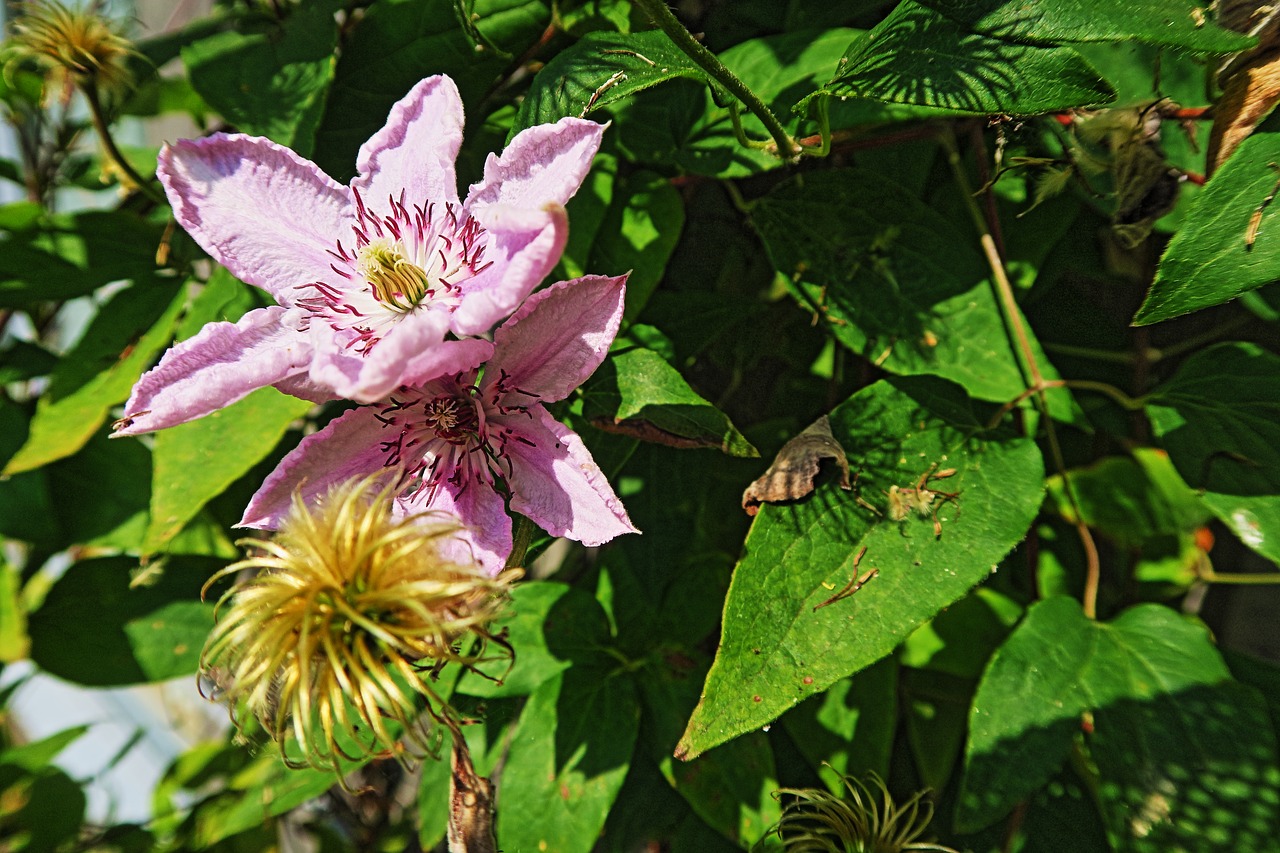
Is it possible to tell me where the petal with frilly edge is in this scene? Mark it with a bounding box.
[352,75,464,208]
[504,406,638,546]
[466,117,605,211]
[113,307,313,437]
[407,481,513,577]
[451,203,568,336]
[490,275,626,403]
[240,406,393,529]
[158,136,351,305]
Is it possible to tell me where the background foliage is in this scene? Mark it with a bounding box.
[2,0,1280,851]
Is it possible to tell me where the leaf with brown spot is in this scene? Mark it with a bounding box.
[742,415,851,515]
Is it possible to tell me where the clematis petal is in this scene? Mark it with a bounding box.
[489,274,626,402]
[451,203,568,336]
[503,406,638,546]
[405,482,513,577]
[158,136,350,304]
[308,309,451,402]
[113,307,313,437]
[352,75,464,208]
[240,406,394,529]
[466,117,605,211]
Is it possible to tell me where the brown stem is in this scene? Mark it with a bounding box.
[944,127,1102,619]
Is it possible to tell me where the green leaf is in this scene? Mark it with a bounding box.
[918,0,1253,52]
[313,0,550,181]
[0,340,57,384]
[588,170,685,319]
[957,595,1280,851]
[1135,135,1280,325]
[753,167,1083,425]
[582,348,758,456]
[26,555,217,686]
[460,580,614,698]
[496,668,639,853]
[182,1,341,155]
[0,726,88,770]
[0,764,86,851]
[818,2,1114,115]
[1147,343,1280,564]
[677,376,1043,759]
[4,279,187,475]
[46,429,152,550]
[511,29,708,136]
[782,658,898,787]
[0,209,165,308]
[0,561,28,661]
[143,389,311,555]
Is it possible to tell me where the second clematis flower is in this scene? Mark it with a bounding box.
[239,274,638,574]
[114,74,604,437]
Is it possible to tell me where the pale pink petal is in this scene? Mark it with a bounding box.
[113,307,312,437]
[489,275,626,402]
[466,118,605,210]
[272,372,338,405]
[239,407,393,529]
[502,407,637,546]
[158,136,351,304]
[352,76,464,208]
[451,204,568,336]
[404,482,512,576]
[398,337,494,388]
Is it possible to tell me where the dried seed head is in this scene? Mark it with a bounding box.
[200,474,516,775]
[4,1,137,99]
[762,771,959,853]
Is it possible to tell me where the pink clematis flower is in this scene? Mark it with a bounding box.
[240,274,638,574]
[113,75,605,437]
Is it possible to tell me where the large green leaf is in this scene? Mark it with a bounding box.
[1134,135,1280,325]
[510,29,708,137]
[182,1,341,156]
[916,0,1252,52]
[497,668,639,853]
[0,209,165,308]
[143,389,311,555]
[817,1,1114,115]
[313,0,550,181]
[27,555,218,686]
[957,596,1280,852]
[1147,342,1280,565]
[582,348,758,456]
[4,279,187,475]
[753,168,1082,425]
[677,376,1043,759]
[589,170,684,319]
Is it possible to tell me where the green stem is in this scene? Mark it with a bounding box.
[727,102,771,149]
[631,0,798,158]
[80,81,164,204]
[504,514,536,571]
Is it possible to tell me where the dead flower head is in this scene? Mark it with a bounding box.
[4,1,136,100]
[201,474,516,774]
[760,771,959,853]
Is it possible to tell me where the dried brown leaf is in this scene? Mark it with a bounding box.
[741,415,851,516]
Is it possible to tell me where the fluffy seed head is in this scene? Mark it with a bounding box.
[200,474,515,774]
[4,1,136,98]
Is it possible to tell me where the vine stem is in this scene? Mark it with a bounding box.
[504,514,536,571]
[81,80,165,204]
[942,128,1102,619]
[631,0,799,158]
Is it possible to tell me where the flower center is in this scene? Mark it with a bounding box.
[420,394,479,444]
[356,240,432,313]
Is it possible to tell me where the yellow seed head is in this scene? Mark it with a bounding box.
[200,474,515,775]
[4,1,136,98]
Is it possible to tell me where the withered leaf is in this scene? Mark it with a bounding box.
[1208,3,1280,173]
[588,416,717,450]
[448,721,497,853]
[742,415,851,515]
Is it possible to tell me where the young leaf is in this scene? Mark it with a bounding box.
[753,168,1084,425]
[817,1,1114,115]
[676,376,1043,759]
[1147,342,1280,564]
[1134,134,1280,325]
